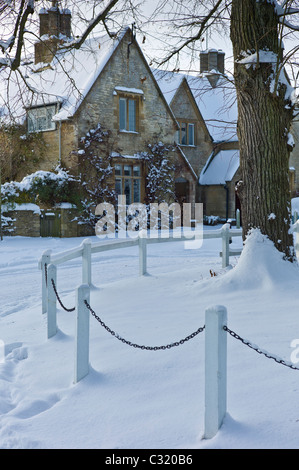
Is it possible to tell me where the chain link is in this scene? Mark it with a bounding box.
[51,278,75,312]
[84,299,205,351]
[223,325,299,371]
[45,260,298,369]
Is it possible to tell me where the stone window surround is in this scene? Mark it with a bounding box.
[114,87,144,135]
[27,103,58,133]
[114,161,142,204]
[176,120,196,147]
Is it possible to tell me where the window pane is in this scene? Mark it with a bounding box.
[128,99,136,132]
[115,178,122,195]
[37,115,47,131]
[119,98,127,130]
[46,107,55,130]
[133,179,140,202]
[124,179,132,205]
[133,165,140,177]
[115,164,122,176]
[188,123,195,145]
[27,105,56,132]
[181,122,187,145]
[124,165,132,176]
[28,114,35,132]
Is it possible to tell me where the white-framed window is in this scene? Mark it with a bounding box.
[27,104,57,133]
[119,97,137,132]
[176,122,195,146]
[115,163,141,205]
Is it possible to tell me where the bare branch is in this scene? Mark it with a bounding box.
[11,0,34,71]
[158,0,224,67]
[63,0,120,51]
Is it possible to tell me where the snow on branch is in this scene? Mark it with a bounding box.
[236,49,297,105]
[236,50,279,66]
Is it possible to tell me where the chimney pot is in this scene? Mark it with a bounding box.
[200,49,225,75]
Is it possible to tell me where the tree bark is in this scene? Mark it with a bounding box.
[230,0,295,261]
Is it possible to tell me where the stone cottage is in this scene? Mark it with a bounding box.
[2,4,198,235]
[1,1,298,235]
[154,55,240,220]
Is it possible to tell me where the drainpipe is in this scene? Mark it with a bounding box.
[58,120,62,165]
[224,184,229,221]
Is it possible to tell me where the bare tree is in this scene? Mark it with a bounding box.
[0,0,139,70]
[143,0,299,261]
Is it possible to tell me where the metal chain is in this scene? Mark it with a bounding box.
[51,278,75,312]
[84,299,205,351]
[224,325,299,371]
[45,259,298,368]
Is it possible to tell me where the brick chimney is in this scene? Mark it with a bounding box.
[200,49,225,87]
[34,1,72,64]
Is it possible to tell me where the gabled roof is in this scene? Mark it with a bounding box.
[199,149,240,185]
[0,28,129,123]
[153,69,238,143]
[0,27,179,130]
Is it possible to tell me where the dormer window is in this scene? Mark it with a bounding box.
[27,104,57,133]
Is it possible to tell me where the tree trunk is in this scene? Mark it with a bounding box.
[230,0,296,261]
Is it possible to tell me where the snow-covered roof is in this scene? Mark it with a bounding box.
[176,146,198,180]
[1,27,237,145]
[199,149,240,185]
[153,69,238,143]
[0,29,128,123]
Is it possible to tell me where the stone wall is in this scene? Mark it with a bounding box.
[2,207,95,238]
[201,177,240,220]
[3,209,41,237]
[76,30,177,164]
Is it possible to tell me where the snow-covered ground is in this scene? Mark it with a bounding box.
[1,227,299,449]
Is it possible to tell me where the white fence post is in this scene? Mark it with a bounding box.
[221,223,230,268]
[139,230,147,276]
[236,209,240,229]
[74,284,90,383]
[82,238,92,286]
[41,249,52,314]
[47,263,57,339]
[294,220,299,260]
[204,305,227,439]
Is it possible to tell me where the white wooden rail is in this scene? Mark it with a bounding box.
[38,223,242,316]
[37,225,242,438]
[37,222,299,438]
[291,219,299,259]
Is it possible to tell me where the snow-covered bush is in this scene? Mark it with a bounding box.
[0,214,15,234]
[137,142,178,229]
[139,142,176,205]
[1,166,78,207]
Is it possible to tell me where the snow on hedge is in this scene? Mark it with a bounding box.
[1,167,74,201]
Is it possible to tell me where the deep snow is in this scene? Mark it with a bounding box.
[1,227,299,449]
